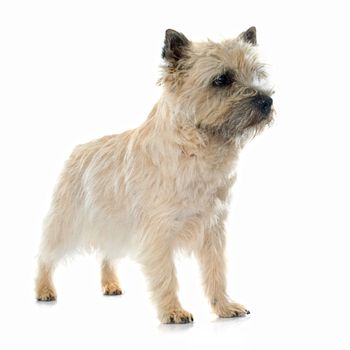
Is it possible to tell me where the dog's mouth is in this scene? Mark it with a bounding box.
[246,108,274,128]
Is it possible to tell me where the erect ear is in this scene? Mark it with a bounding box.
[239,26,257,46]
[162,29,190,64]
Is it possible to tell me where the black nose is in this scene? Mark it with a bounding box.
[254,95,273,115]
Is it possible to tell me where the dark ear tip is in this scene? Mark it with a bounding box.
[165,29,181,39]
[245,26,257,38]
[162,29,190,63]
[240,26,257,45]
[165,28,176,35]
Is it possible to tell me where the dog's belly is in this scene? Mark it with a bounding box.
[84,212,136,258]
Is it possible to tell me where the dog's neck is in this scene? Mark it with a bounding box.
[137,99,240,172]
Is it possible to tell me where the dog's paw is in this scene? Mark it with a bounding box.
[102,282,123,296]
[215,302,250,318]
[161,309,194,324]
[36,286,57,302]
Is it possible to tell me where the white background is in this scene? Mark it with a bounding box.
[0,0,349,349]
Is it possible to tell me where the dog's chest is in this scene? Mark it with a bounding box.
[173,158,236,219]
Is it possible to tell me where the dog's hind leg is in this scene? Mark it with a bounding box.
[101,259,123,295]
[35,208,79,301]
[36,260,57,301]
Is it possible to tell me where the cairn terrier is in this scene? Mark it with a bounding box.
[36,27,274,324]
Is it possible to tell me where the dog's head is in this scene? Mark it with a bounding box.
[160,27,274,143]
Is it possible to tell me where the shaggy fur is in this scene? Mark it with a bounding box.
[35,27,274,324]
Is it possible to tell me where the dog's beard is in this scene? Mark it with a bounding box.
[237,109,274,146]
[199,107,273,144]
[243,108,274,132]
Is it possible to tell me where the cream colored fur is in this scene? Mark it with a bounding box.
[36,27,273,324]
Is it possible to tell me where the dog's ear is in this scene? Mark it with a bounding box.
[239,26,257,46]
[162,29,190,64]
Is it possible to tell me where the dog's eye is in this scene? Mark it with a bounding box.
[212,72,233,87]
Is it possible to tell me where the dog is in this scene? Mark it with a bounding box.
[35,27,274,324]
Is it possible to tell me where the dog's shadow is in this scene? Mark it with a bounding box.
[35,300,57,307]
[158,322,194,334]
[158,315,250,334]
[211,315,250,325]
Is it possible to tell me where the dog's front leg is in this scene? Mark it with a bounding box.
[196,223,250,318]
[139,231,193,324]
